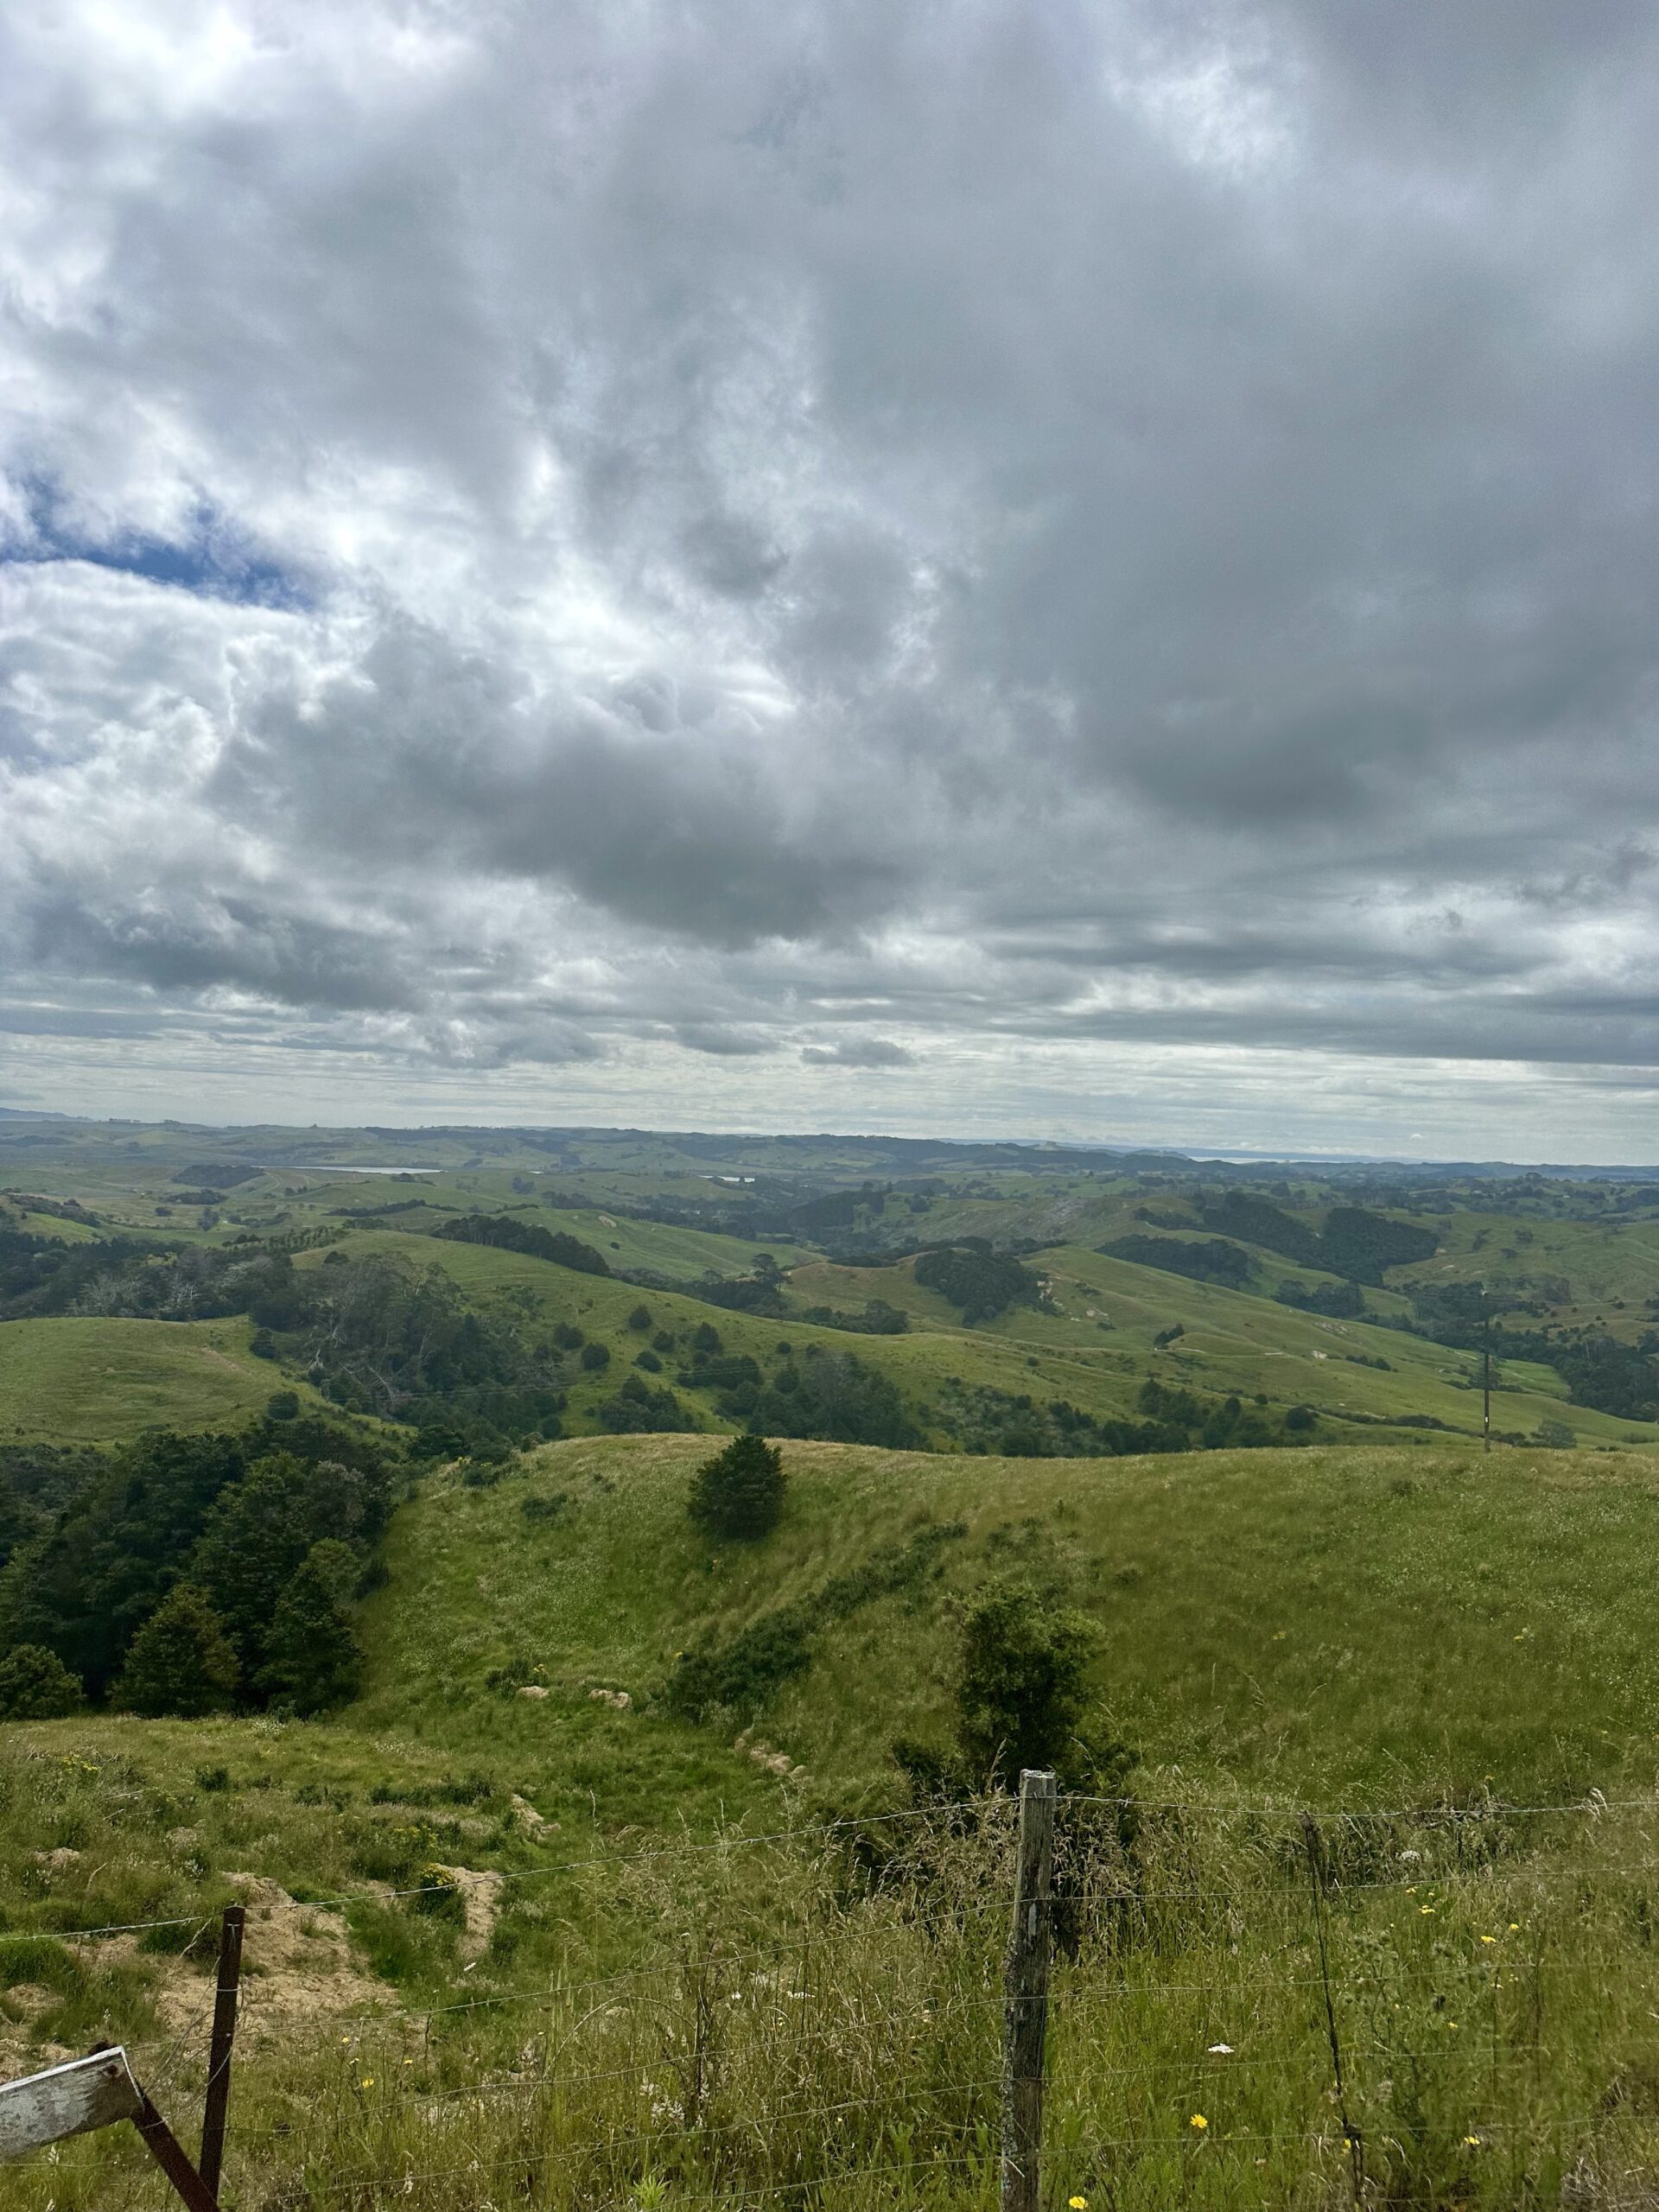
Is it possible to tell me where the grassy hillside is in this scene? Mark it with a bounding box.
[13,1435,1659,2211]
[8,1433,1659,1990]
[0,1315,298,1442]
[359,1433,1659,1806]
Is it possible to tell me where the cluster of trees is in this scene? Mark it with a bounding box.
[1103,1235,1255,1290]
[1275,1278,1368,1318]
[798,1299,909,1335]
[663,1254,788,1316]
[940,1382,1190,1459]
[1136,1377,1313,1447]
[0,1416,396,1718]
[912,1243,1043,1325]
[1194,1193,1438,1285]
[1,1221,166,1319]
[1405,1281,1659,1422]
[430,1214,611,1274]
[253,1251,564,1429]
[0,1442,105,1573]
[744,1344,921,1447]
[596,1374,695,1432]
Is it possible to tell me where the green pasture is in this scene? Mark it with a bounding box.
[0,1316,302,1443]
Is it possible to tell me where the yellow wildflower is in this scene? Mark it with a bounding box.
[1190,2114,1208,2131]
[1070,2197,1089,2208]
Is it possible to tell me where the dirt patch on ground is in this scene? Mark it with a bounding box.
[152,1875,393,2048]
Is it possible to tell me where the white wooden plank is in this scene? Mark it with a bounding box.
[0,2048,143,2161]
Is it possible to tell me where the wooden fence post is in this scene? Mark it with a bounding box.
[1001,1768,1056,2212]
[199,1903,245,2198]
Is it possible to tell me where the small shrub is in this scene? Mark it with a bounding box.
[666,1614,813,1720]
[688,1433,786,1540]
[626,1303,653,1331]
[580,1341,612,1372]
[409,1862,467,1922]
[265,1389,300,1420]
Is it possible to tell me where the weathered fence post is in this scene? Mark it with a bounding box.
[1001,1768,1056,2212]
[0,2048,221,2212]
[199,1903,245,2197]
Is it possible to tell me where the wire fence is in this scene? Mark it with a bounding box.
[11,1786,1659,2210]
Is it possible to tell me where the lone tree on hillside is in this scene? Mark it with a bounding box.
[689,1433,786,1541]
[115,1586,239,1717]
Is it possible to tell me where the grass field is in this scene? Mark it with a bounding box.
[355,1433,1659,1805]
[0,1315,300,1443]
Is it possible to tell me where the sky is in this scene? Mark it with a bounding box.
[3,1,1659,1160]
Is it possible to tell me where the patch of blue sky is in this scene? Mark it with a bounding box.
[4,480,315,611]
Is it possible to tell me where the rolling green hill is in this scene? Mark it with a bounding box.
[7,1113,1659,1457]
[356,1432,1659,1805]
[12,1433,1659,2212]
[0,1315,304,1442]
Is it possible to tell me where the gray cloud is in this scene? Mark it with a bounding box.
[801,1039,916,1068]
[3,1,1659,1147]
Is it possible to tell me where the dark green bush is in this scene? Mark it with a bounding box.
[0,1643,84,1719]
[953,1580,1097,1789]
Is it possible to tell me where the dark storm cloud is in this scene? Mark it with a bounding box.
[3,0,1659,1130]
